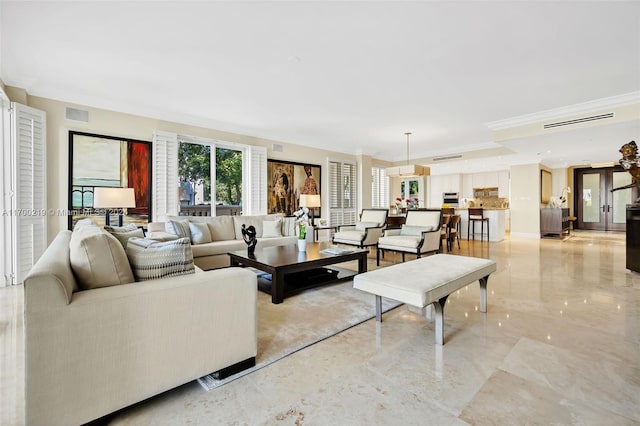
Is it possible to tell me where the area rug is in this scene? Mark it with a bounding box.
[197,277,402,391]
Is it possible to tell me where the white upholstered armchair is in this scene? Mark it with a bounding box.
[332,209,389,250]
[377,209,442,265]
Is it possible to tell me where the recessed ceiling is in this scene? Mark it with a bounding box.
[1,1,639,174]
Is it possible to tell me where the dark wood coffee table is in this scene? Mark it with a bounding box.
[228,243,368,304]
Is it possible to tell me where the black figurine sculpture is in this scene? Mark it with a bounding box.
[241,224,257,256]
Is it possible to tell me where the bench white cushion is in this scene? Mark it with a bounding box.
[354,254,496,307]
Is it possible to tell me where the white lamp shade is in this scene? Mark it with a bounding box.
[299,194,321,208]
[93,187,136,208]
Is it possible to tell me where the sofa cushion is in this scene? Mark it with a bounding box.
[146,231,180,242]
[104,223,145,248]
[191,240,247,257]
[262,218,282,238]
[126,237,195,281]
[189,222,212,245]
[206,216,236,241]
[69,225,135,290]
[168,219,191,239]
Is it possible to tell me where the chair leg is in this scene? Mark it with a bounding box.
[376,248,380,266]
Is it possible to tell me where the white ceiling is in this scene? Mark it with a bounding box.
[1,1,639,174]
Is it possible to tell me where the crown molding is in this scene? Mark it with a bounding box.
[486,91,640,130]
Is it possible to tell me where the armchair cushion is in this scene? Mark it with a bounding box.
[400,225,434,236]
[355,221,381,231]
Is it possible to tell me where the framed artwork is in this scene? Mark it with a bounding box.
[541,169,552,204]
[68,131,152,229]
[267,159,321,217]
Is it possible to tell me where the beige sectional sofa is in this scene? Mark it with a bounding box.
[24,227,258,426]
[148,214,299,270]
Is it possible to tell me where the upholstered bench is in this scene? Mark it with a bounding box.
[353,254,497,344]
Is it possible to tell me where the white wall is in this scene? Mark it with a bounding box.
[11,89,358,242]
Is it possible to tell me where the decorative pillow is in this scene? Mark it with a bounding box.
[355,221,380,231]
[168,219,191,239]
[400,225,433,236]
[73,218,98,230]
[69,225,135,290]
[104,223,144,248]
[189,222,212,245]
[126,237,195,281]
[206,216,235,241]
[262,219,283,238]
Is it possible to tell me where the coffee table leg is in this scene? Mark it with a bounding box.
[358,253,368,273]
[272,270,285,304]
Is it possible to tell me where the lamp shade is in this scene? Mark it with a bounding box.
[299,194,321,208]
[93,187,136,208]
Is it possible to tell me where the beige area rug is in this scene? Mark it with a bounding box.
[198,270,401,391]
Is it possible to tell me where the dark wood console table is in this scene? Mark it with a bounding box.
[540,208,570,239]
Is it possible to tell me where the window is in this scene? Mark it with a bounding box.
[329,160,357,226]
[153,131,266,219]
[371,166,389,209]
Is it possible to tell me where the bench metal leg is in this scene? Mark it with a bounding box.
[479,275,490,313]
[433,295,449,345]
[375,295,383,322]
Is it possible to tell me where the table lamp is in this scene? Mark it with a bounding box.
[93,187,136,226]
[299,194,321,226]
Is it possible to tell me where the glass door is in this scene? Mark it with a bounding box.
[576,167,635,231]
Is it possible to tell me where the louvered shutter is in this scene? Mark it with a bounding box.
[329,160,358,226]
[371,167,389,208]
[11,103,46,285]
[152,130,179,220]
[246,145,267,215]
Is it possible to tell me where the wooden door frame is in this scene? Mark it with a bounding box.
[574,166,637,231]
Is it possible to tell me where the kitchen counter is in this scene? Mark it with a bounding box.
[455,208,507,242]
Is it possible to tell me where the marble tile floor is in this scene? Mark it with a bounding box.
[1,231,639,425]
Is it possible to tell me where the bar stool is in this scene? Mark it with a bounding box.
[468,208,489,242]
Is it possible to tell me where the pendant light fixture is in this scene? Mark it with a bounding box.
[385,132,430,177]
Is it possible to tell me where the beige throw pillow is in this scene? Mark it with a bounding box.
[70,225,135,290]
[189,222,212,244]
[262,219,283,238]
[104,223,144,248]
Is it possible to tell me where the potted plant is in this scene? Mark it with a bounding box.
[293,206,310,251]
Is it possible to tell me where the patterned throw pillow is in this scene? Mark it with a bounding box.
[189,222,212,245]
[126,237,195,281]
[168,220,191,239]
[104,223,145,248]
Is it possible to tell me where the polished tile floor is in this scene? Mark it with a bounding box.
[2,231,639,425]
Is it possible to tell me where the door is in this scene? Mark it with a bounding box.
[576,167,634,231]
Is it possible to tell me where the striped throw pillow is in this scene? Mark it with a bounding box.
[126,237,195,281]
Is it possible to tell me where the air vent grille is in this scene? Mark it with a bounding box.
[543,113,613,129]
[433,154,463,162]
[65,107,89,122]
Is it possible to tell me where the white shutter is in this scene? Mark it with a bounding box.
[11,103,46,285]
[371,167,389,209]
[246,145,267,215]
[329,160,358,226]
[152,130,179,220]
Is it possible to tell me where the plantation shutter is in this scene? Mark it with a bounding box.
[11,103,46,285]
[329,160,358,226]
[152,130,179,220]
[371,167,389,208]
[246,145,267,215]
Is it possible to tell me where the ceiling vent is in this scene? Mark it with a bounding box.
[65,107,89,122]
[432,154,463,162]
[543,113,613,129]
